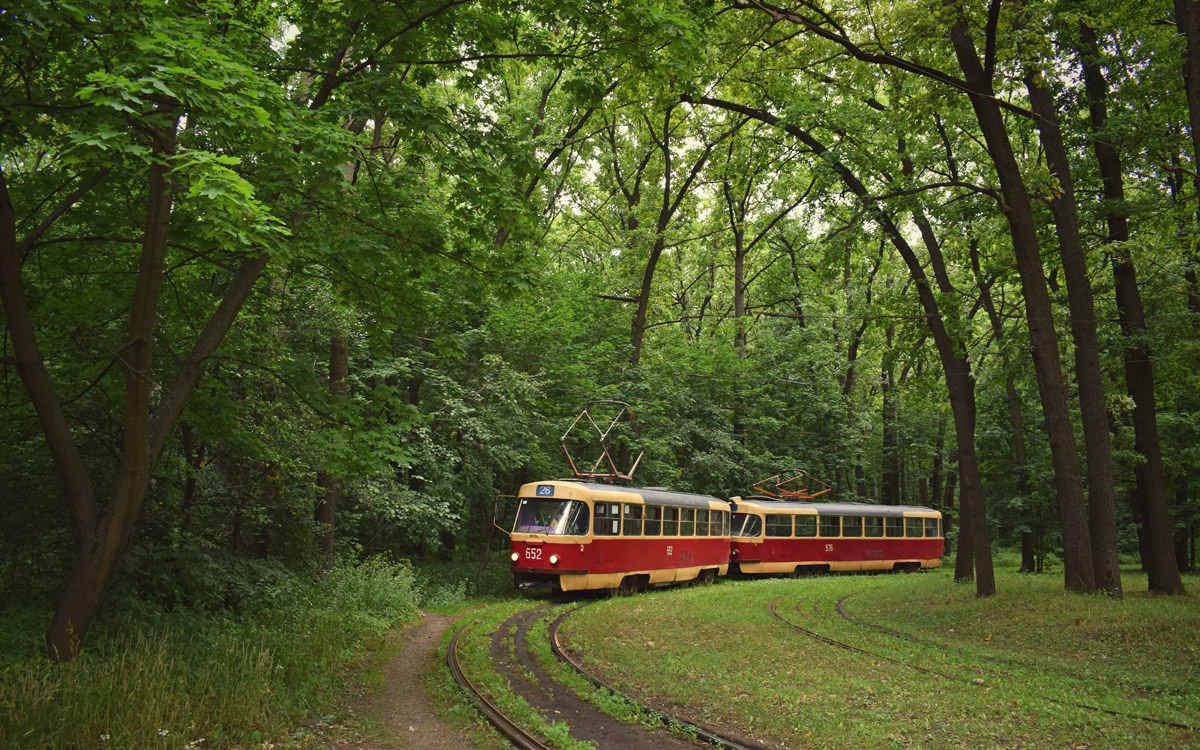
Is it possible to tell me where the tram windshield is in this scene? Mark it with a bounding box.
[732,513,762,538]
[513,499,590,536]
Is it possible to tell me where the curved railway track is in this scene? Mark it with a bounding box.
[768,593,1199,734]
[446,620,553,750]
[447,603,771,750]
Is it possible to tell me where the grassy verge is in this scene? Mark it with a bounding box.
[0,558,420,749]
[558,565,1200,749]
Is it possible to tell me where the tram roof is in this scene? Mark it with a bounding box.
[525,479,723,508]
[733,496,940,516]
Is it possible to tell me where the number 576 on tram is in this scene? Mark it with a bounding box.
[508,479,731,594]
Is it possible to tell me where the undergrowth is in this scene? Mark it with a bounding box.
[0,557,420,749]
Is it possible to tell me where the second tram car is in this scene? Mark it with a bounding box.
[509,479,731,594]
[729,496,944,575]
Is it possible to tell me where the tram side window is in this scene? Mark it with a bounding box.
[644,506,662,536]
[925,518,939,537]
[723,510,731,536]
[885,517,904,537]
[696,509,710,536]
[765,514,792,537]
[795,515,817,537]
[864,516,884,538]
[594,503,621,536]
[715,510,728,536]
[819,515,840,537]
[842,515,863,537]
[663,507,679,536]
[623,504,644,536]
[905,517,923,537]
[680,508,695,536]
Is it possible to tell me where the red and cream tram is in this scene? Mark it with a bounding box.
[509,479,731,594]
[729,496,944,575]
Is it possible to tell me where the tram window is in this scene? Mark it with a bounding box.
[644,506,662,536]
[723,510,731,536]
[663,507,679,536]
[819,515,840,537]
[795,515,816,537]
[864,516,884,538]
[906,517,922,537]
[732,513,760,537]
[745,514,763,537]
[924,518,939,537]
[765,514,792,537]
[681,508,695,536]
[716,510,728,536]
[594,503,621,536]
[696,509,710,536]
[885,517,904,537]
[623,504,644,536]
[842,516,863,537]
[514,499,590,536]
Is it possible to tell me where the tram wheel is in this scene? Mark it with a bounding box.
[698,569,716,585]
[611,576,640,597]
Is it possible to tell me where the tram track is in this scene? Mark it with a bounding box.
[769,593,1200,735]
[448,602,771,750]
[447,619,555,750]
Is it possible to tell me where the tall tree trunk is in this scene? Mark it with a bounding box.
[880,326,900,506]
[1175,0,1200,313]
[1023,67,1122,597]
[949,19,1096,593]
[1077,23,1184,593]
[315,331,349,572]
[43,123,179,659]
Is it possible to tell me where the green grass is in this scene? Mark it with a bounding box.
[557,566,1200,750]
[0,558,420,749]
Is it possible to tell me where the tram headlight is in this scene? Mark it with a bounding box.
[511,552,519,562]
[549,555,559,565]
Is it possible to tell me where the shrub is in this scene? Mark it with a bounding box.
[0,557,419,749]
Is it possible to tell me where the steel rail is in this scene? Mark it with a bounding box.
[547,605,772,750]
[446,620,554,750]
[771,595,1199,734]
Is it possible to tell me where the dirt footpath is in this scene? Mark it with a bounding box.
[331,612,476,750]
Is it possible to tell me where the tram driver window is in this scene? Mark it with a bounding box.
[865,516,884,538]
[594,503,621,536]
[733,513,762,537]
[765,514,792,538]
[842,515,863,537]
[623,504,644,536]
[513,499,589,536]
[680,508,695,536]
[819,515,840,537]
[663,507,679,536]
[906,517,923,538]
[885,517,904,538]
[644,506,662,536]
[795,515,816,537]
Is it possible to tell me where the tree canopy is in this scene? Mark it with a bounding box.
[3,0,1199,656]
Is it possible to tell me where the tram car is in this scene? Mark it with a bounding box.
[509,479,731,594]
[729,495,944,575]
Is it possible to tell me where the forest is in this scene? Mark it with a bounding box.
[3,0,1200,679]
